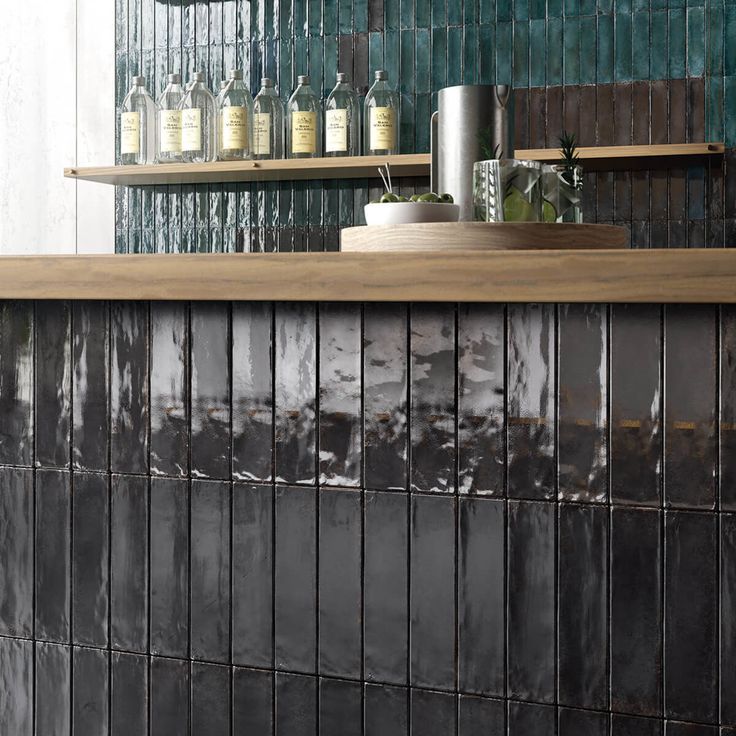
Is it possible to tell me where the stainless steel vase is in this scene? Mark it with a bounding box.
[431,85,514,221]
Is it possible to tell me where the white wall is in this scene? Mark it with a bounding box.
[0,0,115,254]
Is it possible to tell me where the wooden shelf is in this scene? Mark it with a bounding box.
[65,143,725,186]
[1,249,736,303]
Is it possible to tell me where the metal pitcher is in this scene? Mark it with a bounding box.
[431,85,514,221]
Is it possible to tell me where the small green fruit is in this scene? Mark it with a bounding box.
[439,193,454,203]
[417,192,440,203]
[410,193,422,202]
[397,195,409,202]
[380,192,400,203]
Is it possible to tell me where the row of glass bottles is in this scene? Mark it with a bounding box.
[119,70,400,165]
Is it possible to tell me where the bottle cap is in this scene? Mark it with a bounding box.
[298,75,310,85]
[167,73,181,84]
[133,75,145,86]
[261,77,274,87]
[229,69,243,80]
[374,70,388,81]
[336,72,349,83]
[192,71,206,83]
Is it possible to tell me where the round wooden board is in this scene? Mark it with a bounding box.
[340,222,629,251]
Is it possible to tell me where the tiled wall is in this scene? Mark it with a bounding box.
[1,298,736,733]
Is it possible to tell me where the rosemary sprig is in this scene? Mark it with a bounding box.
[559,131,582,190]
[478,126,503,161]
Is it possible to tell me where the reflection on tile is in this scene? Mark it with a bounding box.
[233,668,273,735]
[111,652,148,736]
[0,637,32,735]
[364,683,408,736]
[458,694,505,736]
[276,672,317,736]
[150,657,189,735]
[73,646,109,736]
[721,306,736,511]
[410,689,456,736]
[35,642,71,736]
[191,662,230,736]
[721,514,736,725]
[508,700,555,736]
[320,678,362,736]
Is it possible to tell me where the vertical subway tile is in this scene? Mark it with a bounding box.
[611,715,662,736]
[458,695,505,735]
[664,511,718,723]
[232,302,274,482]
[721,306,736,510]
[721,513,736,724]
[111,652,148,736]
[364,683,408,736]
[410,689,457,736]
[72,302,109,472]
[508,701,556,736]
[276,673,318,736]
[275,485,317,673]
[665,724,718,736]
[72,472,109,647]
[364,303,408,491]
[233,668,274,735]
[320,678,362,736]
[507,500,555,703]
[364,490,408,684]
[191,302,230,479]
[232,482,273,668]
[150,657,190,736]
[410,493,456,689]
[0,638,32,735]
[559,708,610,736]
[319,488,362,678]
[458,497,505,697]
[190,479,231,662]
[110,474,148,652]
[191,662,230,736]
[72,646,109,736]
[458,304,505,495]
[150,477,189,657]
[275,303,317,485]
[35,301,71,468]
[35,642,71,736]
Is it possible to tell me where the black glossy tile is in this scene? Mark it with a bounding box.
[319,488,361,678]
[364,490,408,685]
[0,467,32,638]
[35,642,71,736]
[35,468,71,642]
[233,667,273,735]
[111,302,149,473]
[611,304,662,506]
[0,301,33,467]
[191,662,230,736]
[664,511,718,723]
[611,507,663,716]
[72,472,109,647]
[559,707,609,736]
[721,513,736,725]
[458,694,505,735]
[364,683,408,736]
[232,302,274,482]
[233,482,273,668]
[275,484,317,673]
[721,306,736,511]
[276,672,317,736]
[611,714,662,736]
[458,304,505,495]
[558,304,608,502]
[458,497,504,697]
[364,303,408,491]
[150,477,189,657]
[320,678,362,736]
[110,474,148,652]
[410,493,456,690]
[191,479,230,662]
[410,304,456,493]
[72,302,109,472]
[558,504,608,710]
[665,723,718,736]
[0,637,32,734]
[507,304,556,500]
[111,652,148,736]
[191,303,231,479]
[150,657,189,735]
[507,500,555,703]
[275,304,317,485]
[410,689,456,736]
[35,300,71,468]
[664,305,717,509]
[507,700,555,736]
[150,302,189,476]
[72,646,109,736]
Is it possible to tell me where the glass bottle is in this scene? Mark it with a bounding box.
[218,69,254,161]
[363,70,400,156]
[252,78,285,160]
[179,71,217,163]
[120,75,157,165]
[324,72,359,157]
[156,73,184,164]
[287,75,322,159]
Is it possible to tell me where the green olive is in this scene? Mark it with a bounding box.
[396,195,409,202]
[439,193,454,203]
[417,192,440,203]
[380,192,400,203]
[410,193,422,202]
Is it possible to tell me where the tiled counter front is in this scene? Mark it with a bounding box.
[2,298,736,735]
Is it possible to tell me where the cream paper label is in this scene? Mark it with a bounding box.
[253,113,271,155]
[222,106,248,150]
[121,111,140,155]
[325,109,348,153]
[370,106,396,151]
[291,111,316,154]
[159,109,182,153]
[181,108,202,152]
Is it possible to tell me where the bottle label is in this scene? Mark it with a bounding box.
[325,109,348,153]
[253,113,271,155]
[159,109,182,153]
[121,111,140,155]
[182,108,202,152]
[291,111,316,154]
[222,106,248,150]
[370,107,396,151]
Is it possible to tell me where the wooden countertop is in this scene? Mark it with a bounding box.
[0,250,734,302]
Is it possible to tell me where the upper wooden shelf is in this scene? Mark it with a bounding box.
[64,143,725,186]
[2,249,736,303]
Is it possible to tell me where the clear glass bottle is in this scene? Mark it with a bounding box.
[179,71,217,163]
[218,69,254,161]
[120,75,157,165]
[252,78,285,160]
[324,72,359,157]
[287,75,322,159]
[363,70,400,156]
[156,73,184,164]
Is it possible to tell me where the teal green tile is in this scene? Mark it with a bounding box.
[530,0,546,19]
[597,0,613,14]
[725,76,736,147]
[354,0,368,32]
[464,0,478,24]
[687,7,705,76]
[369,31,384,73]
[529,18,546,86]
[548,0,563,18]
[515,0,529,22]
[309,35,324,93]
[564,0,579,19]
[710,4,725,77]
[631,11,650,80]
[614,0,631,14]
[415,0,430,27]
[497,0,512,22]
[650,10,668,79]
[463,25,479,83]
[706,76,724,142]
[433,0,448,28]
[448,25,462,85]
[385,30,400,81]
[479,24,496,83]
[597,14,614,83]
[294,0,308,35]
[564,16,581,85]
[415,93,431,151]
[431,26,447,92]
[479,0,496,23]
[669,8,686,78]
[580,0,596,17]
[404,28,419,93]
[295,36,309,76]
[339,0,353,34]
[513,22,530,87]
[546,17,563,85]
[580,15,597,84]
[280,0,292,37]
[401,0,415,29]
[495,21,513,82]
[385,0,400,30]
[324,35,338,86]
[264,0,277,40]
[278,31,293,94]
[309,0,322,35]
[614,12,632,82]
[448,0,463,25]
[632,0,648,10]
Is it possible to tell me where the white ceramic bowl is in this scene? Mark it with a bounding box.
[364,201,460,226]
